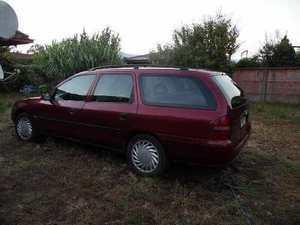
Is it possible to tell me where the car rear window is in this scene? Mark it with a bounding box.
[140,75,216,109]
[212,75,245,108]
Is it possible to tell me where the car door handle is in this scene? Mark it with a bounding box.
[69,109,76,115]
[120,112,129,120]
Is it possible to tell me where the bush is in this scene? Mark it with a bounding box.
[236,55,261,68]
[0,47,13,72]
[260,35,296,67]
[150,13,240,73]
[296,52,300,66]
[32,28,122,86]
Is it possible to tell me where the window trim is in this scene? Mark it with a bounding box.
[138,74,217,110]
[90,73,134,104]
[53,73,96,102]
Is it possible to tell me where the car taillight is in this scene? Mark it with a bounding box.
[210,115,231,140]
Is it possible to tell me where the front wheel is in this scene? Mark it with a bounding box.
[15,113,40,142]
[127,135,168,176]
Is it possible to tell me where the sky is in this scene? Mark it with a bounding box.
[4,0,300,58]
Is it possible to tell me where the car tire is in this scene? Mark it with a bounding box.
[15,112,41,142]
[127,134,168,176]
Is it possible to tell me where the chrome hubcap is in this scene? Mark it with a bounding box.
[16,117,33,140]
[131,140,160,173]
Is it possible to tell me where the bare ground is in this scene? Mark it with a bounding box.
[0,95,299,225]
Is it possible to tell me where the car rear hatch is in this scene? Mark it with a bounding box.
[212,74,250,145]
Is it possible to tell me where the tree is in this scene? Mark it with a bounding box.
[297,51,300,65]
[149,44,175,65]
[260,34,296,66]
[150,13,239,72]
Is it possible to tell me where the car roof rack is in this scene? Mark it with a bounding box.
[89,64,189,71]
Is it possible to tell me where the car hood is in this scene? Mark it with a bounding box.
[15,96,42,106]
[24,96,42,101]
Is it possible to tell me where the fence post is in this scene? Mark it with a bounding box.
[262,69,269,102]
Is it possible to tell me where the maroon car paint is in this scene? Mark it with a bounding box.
[12,68,251,166]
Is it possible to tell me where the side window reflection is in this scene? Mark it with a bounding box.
[54,75,95,101]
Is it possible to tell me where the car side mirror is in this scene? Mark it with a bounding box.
[42,87,57,102]
[42,93,51,101]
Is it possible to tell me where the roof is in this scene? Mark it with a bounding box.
[0,30,33,46]
[89,64,220,75]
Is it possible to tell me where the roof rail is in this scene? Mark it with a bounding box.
[89,64,189,71]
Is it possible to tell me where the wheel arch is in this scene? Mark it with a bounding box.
[125,131,165,151]
[125,130,169,176]
[12,108,26,123]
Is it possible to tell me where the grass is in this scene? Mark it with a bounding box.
[0,93,22,126]
[0,98,299,225]
[280,159,300,175]
[0,95,9,113]
[0,101,6,113]
[251,101,300,123]
[0,92,21,113]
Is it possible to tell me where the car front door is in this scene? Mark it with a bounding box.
[37,74,96,138]
[77,72,138,149]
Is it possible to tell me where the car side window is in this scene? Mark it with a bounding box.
[93,74,133,103]
[140,75,216,109]
[54,74,95,101]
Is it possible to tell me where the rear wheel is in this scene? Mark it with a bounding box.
[15,113,40,142]
[127,134,168,176]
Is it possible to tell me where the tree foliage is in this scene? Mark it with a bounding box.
[0,47,13,71]
[296,51,300,65]
[150,13,239,72]
[235,55,261,68]
[237,34,298,68]
[33,27,121,85]
[260,35,296,66]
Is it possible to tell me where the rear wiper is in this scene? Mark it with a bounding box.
[231,96,247,107]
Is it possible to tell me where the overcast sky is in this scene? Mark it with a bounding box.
[5,0,300,58]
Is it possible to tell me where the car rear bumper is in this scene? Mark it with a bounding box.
[203,131,250,166]
[165,130,250,166]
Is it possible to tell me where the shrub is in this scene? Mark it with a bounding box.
[236,55,261,68]
[32,27,122,86]
[296,51,300,66]
[260,34,296,67]
[150,13,240,73]
[0,47,13,72]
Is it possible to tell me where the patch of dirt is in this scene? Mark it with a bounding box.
[0,104,299,225]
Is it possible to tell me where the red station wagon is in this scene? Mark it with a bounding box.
[12,65,251,175]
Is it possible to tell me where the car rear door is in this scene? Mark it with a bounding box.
[135,72,220,160]
[77,72,138,149]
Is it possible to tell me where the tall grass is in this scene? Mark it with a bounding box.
[32,27,122,86]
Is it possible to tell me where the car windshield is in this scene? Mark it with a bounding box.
[212,75,245,108]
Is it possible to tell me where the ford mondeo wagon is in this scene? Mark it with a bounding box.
[12,65,251,175]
